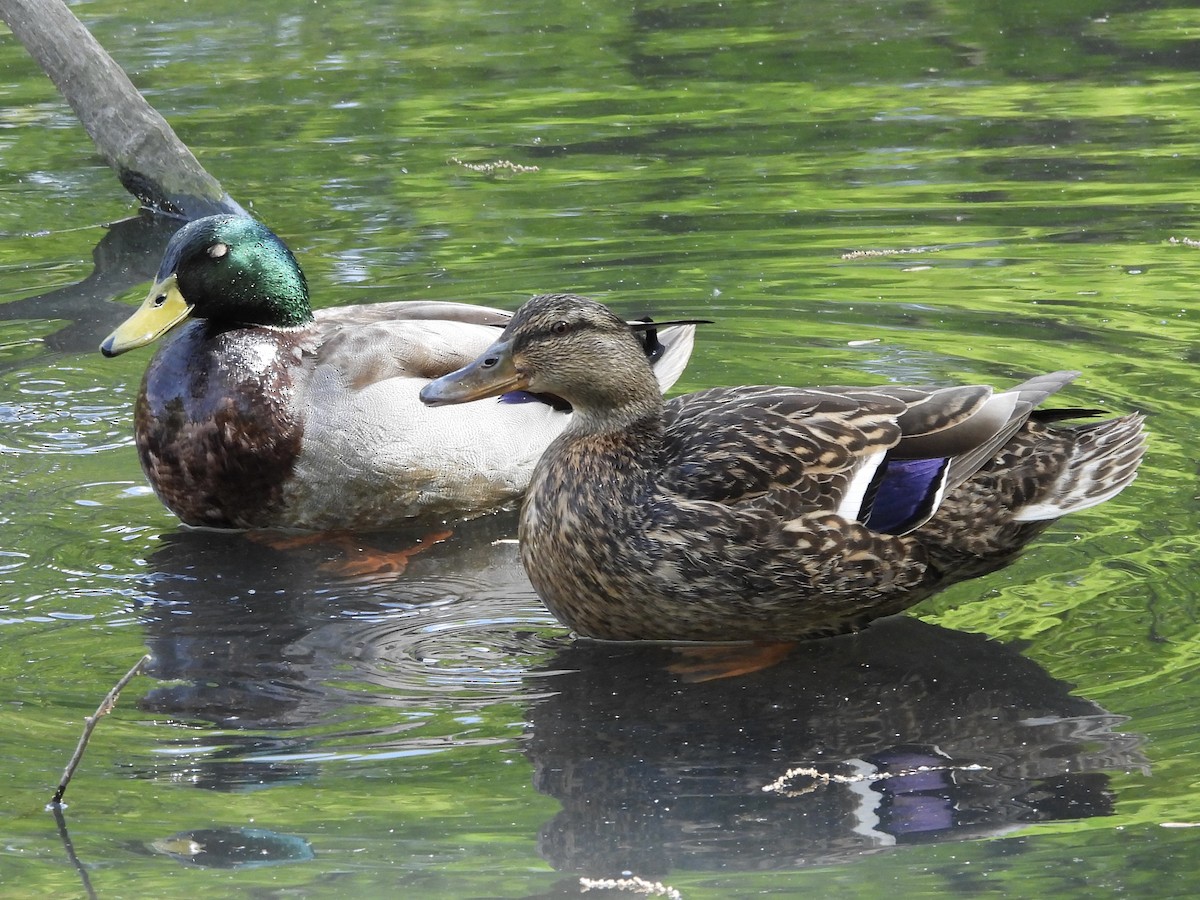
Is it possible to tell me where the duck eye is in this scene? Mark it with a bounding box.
[550,320,571,335]
[207,242,229,260]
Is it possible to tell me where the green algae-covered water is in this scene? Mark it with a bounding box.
[2,1,1198,896]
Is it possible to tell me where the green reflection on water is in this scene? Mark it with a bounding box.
[1,0,1199,896]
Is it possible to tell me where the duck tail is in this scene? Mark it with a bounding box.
[649,324,697,394]
[1010,412,1147,522]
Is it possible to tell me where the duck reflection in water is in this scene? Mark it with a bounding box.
[130,515,546,790]
[523,619,1146,875]
[129,524,1144,874]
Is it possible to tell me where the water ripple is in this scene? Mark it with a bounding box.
[313,594,562,704]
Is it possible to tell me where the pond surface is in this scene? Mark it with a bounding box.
[2,0,1199,897]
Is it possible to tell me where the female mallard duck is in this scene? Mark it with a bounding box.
[421,293,1146,642]
[99,217,695,530]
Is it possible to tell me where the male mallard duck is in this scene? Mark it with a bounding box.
[421,293,1147,642]
[100,217,695,530]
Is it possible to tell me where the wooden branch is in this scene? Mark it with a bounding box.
[49,654,152,810]
[0,0,244,218]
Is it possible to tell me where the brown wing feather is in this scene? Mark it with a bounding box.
[661,386,906,510]
[658,371,1087,530]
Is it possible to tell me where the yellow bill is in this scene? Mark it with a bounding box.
[100,274,193,357]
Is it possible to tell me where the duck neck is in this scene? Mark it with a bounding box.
[244,267,313,328]
[560,368,667,441]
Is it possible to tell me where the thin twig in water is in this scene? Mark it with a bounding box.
[841,245,942,260]
[580,876,683,899]
[48,653,151,809]
[449,156,540,175]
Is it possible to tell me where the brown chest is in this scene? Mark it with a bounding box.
[134,323,307,528]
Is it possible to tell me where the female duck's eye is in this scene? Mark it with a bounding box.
[550,320,571,335]
[207,242,229,260]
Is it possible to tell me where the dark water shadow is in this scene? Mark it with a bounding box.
[120,518,1145,879]
[0,211,182,354]
[523,620,1148,877]
[128,513,554,789]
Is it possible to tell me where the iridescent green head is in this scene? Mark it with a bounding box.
[101,215,312,357]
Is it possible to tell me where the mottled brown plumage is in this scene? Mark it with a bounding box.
[422,293,1146,641]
